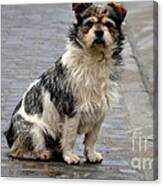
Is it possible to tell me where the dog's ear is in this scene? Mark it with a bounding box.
[108,2,127,28]
[72,3,93,14]
[72,3,93,23]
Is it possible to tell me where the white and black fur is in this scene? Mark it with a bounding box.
[5,2,127,164]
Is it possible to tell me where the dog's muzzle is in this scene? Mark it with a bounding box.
[93,30,105,46]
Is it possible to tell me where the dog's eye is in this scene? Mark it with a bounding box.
[105,22,115,28]
[85,21,94,28]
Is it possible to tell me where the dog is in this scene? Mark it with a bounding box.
[4,2,127,165]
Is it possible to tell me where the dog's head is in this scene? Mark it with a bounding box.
[70,2,127,49]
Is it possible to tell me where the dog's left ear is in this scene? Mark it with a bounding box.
[108,2,127,28]
[72,3,93,23]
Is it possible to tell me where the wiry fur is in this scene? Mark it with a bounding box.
[5,2,127,164]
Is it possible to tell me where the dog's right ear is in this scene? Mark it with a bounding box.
[107,2,127,28]
[72,3,93,23]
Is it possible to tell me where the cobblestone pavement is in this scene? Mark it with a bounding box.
[1,2,156,180]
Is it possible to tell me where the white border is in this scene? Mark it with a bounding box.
[0,0,162,185]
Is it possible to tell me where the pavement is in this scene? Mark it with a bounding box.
[1,2,157,180]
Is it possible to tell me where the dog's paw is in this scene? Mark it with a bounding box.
[38,150,52,160]
[63,152,80,165]
[86,151,103,163]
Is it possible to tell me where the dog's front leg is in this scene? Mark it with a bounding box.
[61,115,80,165]
[84,122,103,163]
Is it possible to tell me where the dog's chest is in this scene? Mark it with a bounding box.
[62,47,113,132]
[74,68,112,133]
[78,81,110,115]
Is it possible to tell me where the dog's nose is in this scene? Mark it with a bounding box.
[95,30,104,38]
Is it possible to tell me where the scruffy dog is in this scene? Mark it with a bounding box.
[5,2,127,164]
